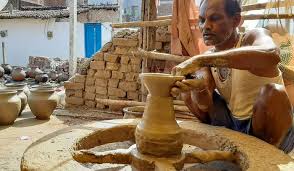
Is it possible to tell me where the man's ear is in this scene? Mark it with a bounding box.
[232,14,241,27]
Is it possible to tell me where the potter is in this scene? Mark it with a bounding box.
[171,0,294,153]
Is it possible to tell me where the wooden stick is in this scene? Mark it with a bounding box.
[131,49,189,63]
[242,1,294,12]
[243,13,294,20]
[111,19,172,28]
[95,98,190,112]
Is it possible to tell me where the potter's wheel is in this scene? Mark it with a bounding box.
[21,119,294,171]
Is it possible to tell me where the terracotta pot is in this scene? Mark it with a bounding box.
[48,71,58,81]
[135,73,184,156]
[0,90,21,125]
[57,73,69,82]
[0,66,4,78]
[5,83,29,97]
[12,67,26,81]
[1,64,12,75]
[4,86,27,116]
[28,88,59,120]
[27,67,43,79]
[35,73,49,83]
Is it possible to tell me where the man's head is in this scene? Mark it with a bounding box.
[199,0,241,46]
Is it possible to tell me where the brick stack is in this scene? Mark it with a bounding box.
[64,28,172,110]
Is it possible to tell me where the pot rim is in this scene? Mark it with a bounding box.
[30,88,55,93]
[5,83,27,87]
[0,90,18,95]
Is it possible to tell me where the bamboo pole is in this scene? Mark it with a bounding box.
[243,13,294,20]
[111,19,171,28]
[131,49,189,63]
[95,98,190,112]
[242,1,294,12]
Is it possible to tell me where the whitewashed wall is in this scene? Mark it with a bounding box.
[0,19,85,66]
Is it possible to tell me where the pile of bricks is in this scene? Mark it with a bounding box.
[65,28,172,110]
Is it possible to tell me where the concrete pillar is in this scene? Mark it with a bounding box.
[69,0,77,76]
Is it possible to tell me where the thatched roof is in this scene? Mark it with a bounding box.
[0,5,119,19]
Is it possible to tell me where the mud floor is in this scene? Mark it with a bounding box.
[0,107,122,171]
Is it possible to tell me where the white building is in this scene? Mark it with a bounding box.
[0,5,119,66]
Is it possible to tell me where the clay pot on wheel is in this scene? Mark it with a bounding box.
[0,90,21,125]
[12,67,26,81]
[0,66,4,78]
[28,88,59,120]
[1,64,12,75]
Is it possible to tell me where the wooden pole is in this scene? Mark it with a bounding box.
[132,49,189,62]
[242,1,294,12]
[69,0,77,77]
[111,19,171,28]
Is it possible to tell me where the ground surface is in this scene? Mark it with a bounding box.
[0,107,122,171]
[0,106,293,171]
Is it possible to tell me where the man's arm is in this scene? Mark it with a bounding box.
[178,67,215,123]
[173,28,280,76]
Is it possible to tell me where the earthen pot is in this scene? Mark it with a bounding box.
[135,73,185,156]
[0,66,4,78]
[4,86,27,116]
[35,73,49,83]
[5,83,29,97]
[57,73,69,82]
[1,64,12,75]
[27,67,43,79]
[48,71,58,81]
[11,67,26,81]
[0,90,21,125]
[28,88,58,120]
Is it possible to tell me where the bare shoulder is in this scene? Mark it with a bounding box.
[242,28,273,46]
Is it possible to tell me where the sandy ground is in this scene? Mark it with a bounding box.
[0,107,122,171]
[0,106,293,171]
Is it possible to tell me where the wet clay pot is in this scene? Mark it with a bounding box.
[4,86,28,116]
[11,67,26,81]
[35,73,49,83]
[0,66,4,78]
[135,73,184,157]
[1,64,12,75]
[28,88,59,120]
[27,67,43,79]
[0,90,21,125]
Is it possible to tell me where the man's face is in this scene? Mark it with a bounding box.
[198,0,238,46]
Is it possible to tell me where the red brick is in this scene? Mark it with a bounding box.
[86,77,95,86]
[96,86,108,95]
[65,97,84,105]
[87,69,96,77]
[125,72,139,81]
[64,81,84,90]
[108,79,120,88]
[94,70,111,79]
[114,47,129,55]
[112,71,124,79]
[129,56,142,65]
[85,86,96,93]
[108,88,126,97]
[74,90,83,98]
[112,38,138,47]
[74,74,86,83]
[120,55,130,64]
[119,64,132,72]
[84,92,96,100]
[127,91,139,100]
[104,53,119,62]
[106,62,120,71]
[85,100,96,108]
[119,81,138,91]
[93,52,104,61]
[65,89,75,97]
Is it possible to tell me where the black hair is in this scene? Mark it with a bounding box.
[200,0,241,17]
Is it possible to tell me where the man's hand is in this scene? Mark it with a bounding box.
[171,56,201,76]
[170,78,205,97]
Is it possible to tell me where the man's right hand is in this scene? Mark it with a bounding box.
[170,79,205,97]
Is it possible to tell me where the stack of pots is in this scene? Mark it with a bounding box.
[4,83,28,116]
[0,90,21,125]
[28,85,59,120]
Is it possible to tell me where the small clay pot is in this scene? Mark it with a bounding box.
[28,88,59,120]
[1,64,12,75]
[12,67,26,81]
[57,73,69,82]
[35,73,49,83]
[4,86,27,116]
[0,66,4,78]
[48,71,58,81]
[27,67,43,79]
[0,90,21,125]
